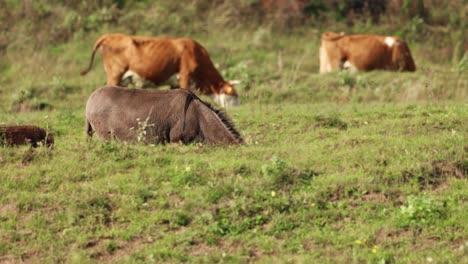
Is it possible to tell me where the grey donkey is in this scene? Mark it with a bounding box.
[85,86,243,145]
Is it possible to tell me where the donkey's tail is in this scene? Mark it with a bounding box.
[85,119,93,137]
[182,90,196,132]
[80,35,107,76]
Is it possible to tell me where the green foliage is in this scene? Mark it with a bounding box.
[221,61,252,85]
[50,76,77,99]
[261,156,287,178]
[338,71,357,87]
[455,54,468,73]
[10,86,51,112]
[174,212,191,227]
[397,194,448,228]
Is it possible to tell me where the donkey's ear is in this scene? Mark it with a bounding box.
[228,80,241,85]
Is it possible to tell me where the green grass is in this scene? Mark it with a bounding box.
[1,102,466,263]
[0,2,467,263]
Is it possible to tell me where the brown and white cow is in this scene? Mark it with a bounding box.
[319,32,416,73]
[81,33,239,107]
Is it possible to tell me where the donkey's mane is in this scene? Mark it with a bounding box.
[193,95,244,144]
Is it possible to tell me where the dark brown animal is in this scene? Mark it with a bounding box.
[81,33,239,107]
[0,125,54,148]
[319,32,416,73]
[85,86,243,145]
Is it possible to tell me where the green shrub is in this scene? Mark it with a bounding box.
[10,86,51,112]
[396,194,448,228]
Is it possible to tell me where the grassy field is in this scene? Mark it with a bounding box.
[0,1,467,263]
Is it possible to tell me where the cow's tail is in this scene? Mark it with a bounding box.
[80,35,107,76]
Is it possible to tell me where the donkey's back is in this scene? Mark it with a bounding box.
[85,86,243,145]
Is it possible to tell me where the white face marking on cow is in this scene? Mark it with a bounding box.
[342,61,358,73]
[384,37,396,47]
[212,94,239,108]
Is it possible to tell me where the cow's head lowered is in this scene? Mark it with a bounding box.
[212,81,240,107]
[81,34,243,108]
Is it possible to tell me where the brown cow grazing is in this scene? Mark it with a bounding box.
[81,33,239,107]
[319,32,416,73]
[0,125,54,148]
[85,86,243,145]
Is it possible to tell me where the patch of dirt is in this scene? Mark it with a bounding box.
[190,241,218,256]
[430,160,466,178]
[0,254,17,264]
[190,239,263,260]
[374,227,464,254]
[327,185,345,201]
[398,160,466,190]
[359,192,387,202]
[21,149,36,165]
[89,235,154,262]
[167,194,185,207]
[313,115,348,130]
[418,160,466,190]
[375,228,414,244]
[334,138,372,148]
[0,203,16,215]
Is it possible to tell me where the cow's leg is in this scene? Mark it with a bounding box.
[178,51,197,90]
[178,71,192,90]
[105,69,125,86]
[102,55,126,86]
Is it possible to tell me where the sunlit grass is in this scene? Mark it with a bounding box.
[0,2,467,262]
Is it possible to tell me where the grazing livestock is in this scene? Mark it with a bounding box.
[80,33,239,107]
[319,32,416,73]
[85,86,243,145]
[0,125,54,148]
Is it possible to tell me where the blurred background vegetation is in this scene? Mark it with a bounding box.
[0,0,466,64]
[0,0,466,112]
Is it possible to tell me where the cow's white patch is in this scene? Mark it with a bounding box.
[212,94,239,108]
[121,70,153,88]
[384,37,396,47]
[122,71,182,88]
[342,61,358,73]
